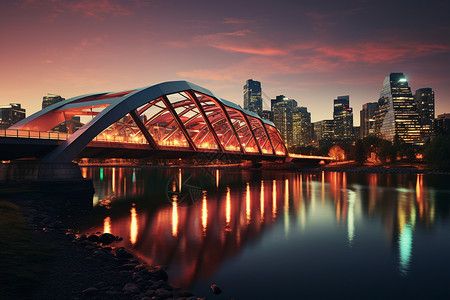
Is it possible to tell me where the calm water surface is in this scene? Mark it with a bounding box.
[81,167,450,300]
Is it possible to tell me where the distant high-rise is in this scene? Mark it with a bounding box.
[260,110,273,122]
[435,113,450,135]
[272,96,296,147]
[0,103,25,129]
[374,73,422,145]
[333,95,353,140]
[292,106,312,146]
[42,94,82,133]
[42,93,65,109]
[414,88,435,140]
[313,120,334,145]
[360,102,378,138]
[243,79,262,115]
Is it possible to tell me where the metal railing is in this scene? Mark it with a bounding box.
[0,129,69,140]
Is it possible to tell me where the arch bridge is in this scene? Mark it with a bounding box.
[3,81,287,163]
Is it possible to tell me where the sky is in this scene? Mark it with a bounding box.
[1,0,450,125]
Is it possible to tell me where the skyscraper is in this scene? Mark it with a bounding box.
[333,95,353,140]
[414,88,435,140]
[360,102,378,138]
[374,73,421,145]
[42,93,65,109]
[243,79,262,115]
[435,113,450,135]
[0,103,25,129]
[292,106,312,146]
[42,93,82,133]
[313,120,334,145]
[272,96,296,147]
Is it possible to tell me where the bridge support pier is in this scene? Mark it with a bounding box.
[0,161,94,192]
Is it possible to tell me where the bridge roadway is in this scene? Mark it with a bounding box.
[0,129,333,163]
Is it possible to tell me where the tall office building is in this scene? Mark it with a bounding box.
[42,93,65,109]
[360,102,378,138]
[435,113,450,135]
[292,106,312,146]
[243,79,263,115]
[42,94,82,133]
[333,95,353,140]
[414,88,435,140]
[0,103,25,129]
[374,73,421,145]
[260,110,273,122]
[272,96,296,147]
[313,120,334,145]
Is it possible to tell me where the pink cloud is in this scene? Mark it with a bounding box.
[21,0,132,20]
[196,30,286,56]
[176,39,450,84]
[67,0,132,20]
[222,18,254,25]
[316,42,450,64]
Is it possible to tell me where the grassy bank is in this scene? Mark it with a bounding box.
[0,201,54,298]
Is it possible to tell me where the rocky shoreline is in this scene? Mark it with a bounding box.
[7,191,203,300]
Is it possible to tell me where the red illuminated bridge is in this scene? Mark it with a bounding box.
[1,81,289,162]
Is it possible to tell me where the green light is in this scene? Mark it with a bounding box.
[399,78,407,82]
[100,167,104,181]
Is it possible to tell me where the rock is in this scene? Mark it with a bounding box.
[82,287,99,296]
[156,288,173,299]
[151,266,168,281]
[175,289,194,297]
[122,282,140,294]
[87,234,99,242]
[98,232,116,245]
[142,289,156,297]
[211,284,222,295]
[116,247,134,259]
[105,291,120,297]
[120,263,138,271]
[150,280,172,291]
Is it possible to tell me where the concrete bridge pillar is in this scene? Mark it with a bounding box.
[0,161,93,192]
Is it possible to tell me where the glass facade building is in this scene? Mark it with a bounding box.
[0,103,25,129]
[272,98,294,147]
[360,102,378,138]
[375,73,421,145]
[313,120,334,145]
[333,95,353,140]
[414,88,435,140]
[243,79,262,116]
[292,106,312,146]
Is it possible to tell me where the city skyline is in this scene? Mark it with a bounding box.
[1,0,450,125]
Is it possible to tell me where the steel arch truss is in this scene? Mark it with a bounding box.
[11,81,287,162]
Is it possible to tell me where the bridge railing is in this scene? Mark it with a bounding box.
[0,128,149,145]
[0,129,70,140]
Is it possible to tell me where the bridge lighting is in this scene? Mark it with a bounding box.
[5,81,288,161]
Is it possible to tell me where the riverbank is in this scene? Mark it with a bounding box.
[298,161,450,175]
[0,189,201,300]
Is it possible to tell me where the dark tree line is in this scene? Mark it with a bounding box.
[290,133,450,170]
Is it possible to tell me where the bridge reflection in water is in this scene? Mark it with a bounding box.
[81,167,439,291]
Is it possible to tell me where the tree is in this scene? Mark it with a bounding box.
[378,139,393,164]
[425,135,450,170]
[354,139,367,165]
[328,145,345,161]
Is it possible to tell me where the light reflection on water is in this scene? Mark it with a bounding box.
[81,167,450,300]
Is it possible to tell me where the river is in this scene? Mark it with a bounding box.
[80,167,450,300]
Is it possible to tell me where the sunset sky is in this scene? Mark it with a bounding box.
[1,0,449,124]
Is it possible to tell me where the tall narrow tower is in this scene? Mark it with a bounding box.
[374,73,421,144]
[243,79,262,115]
[333,95,353,140]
